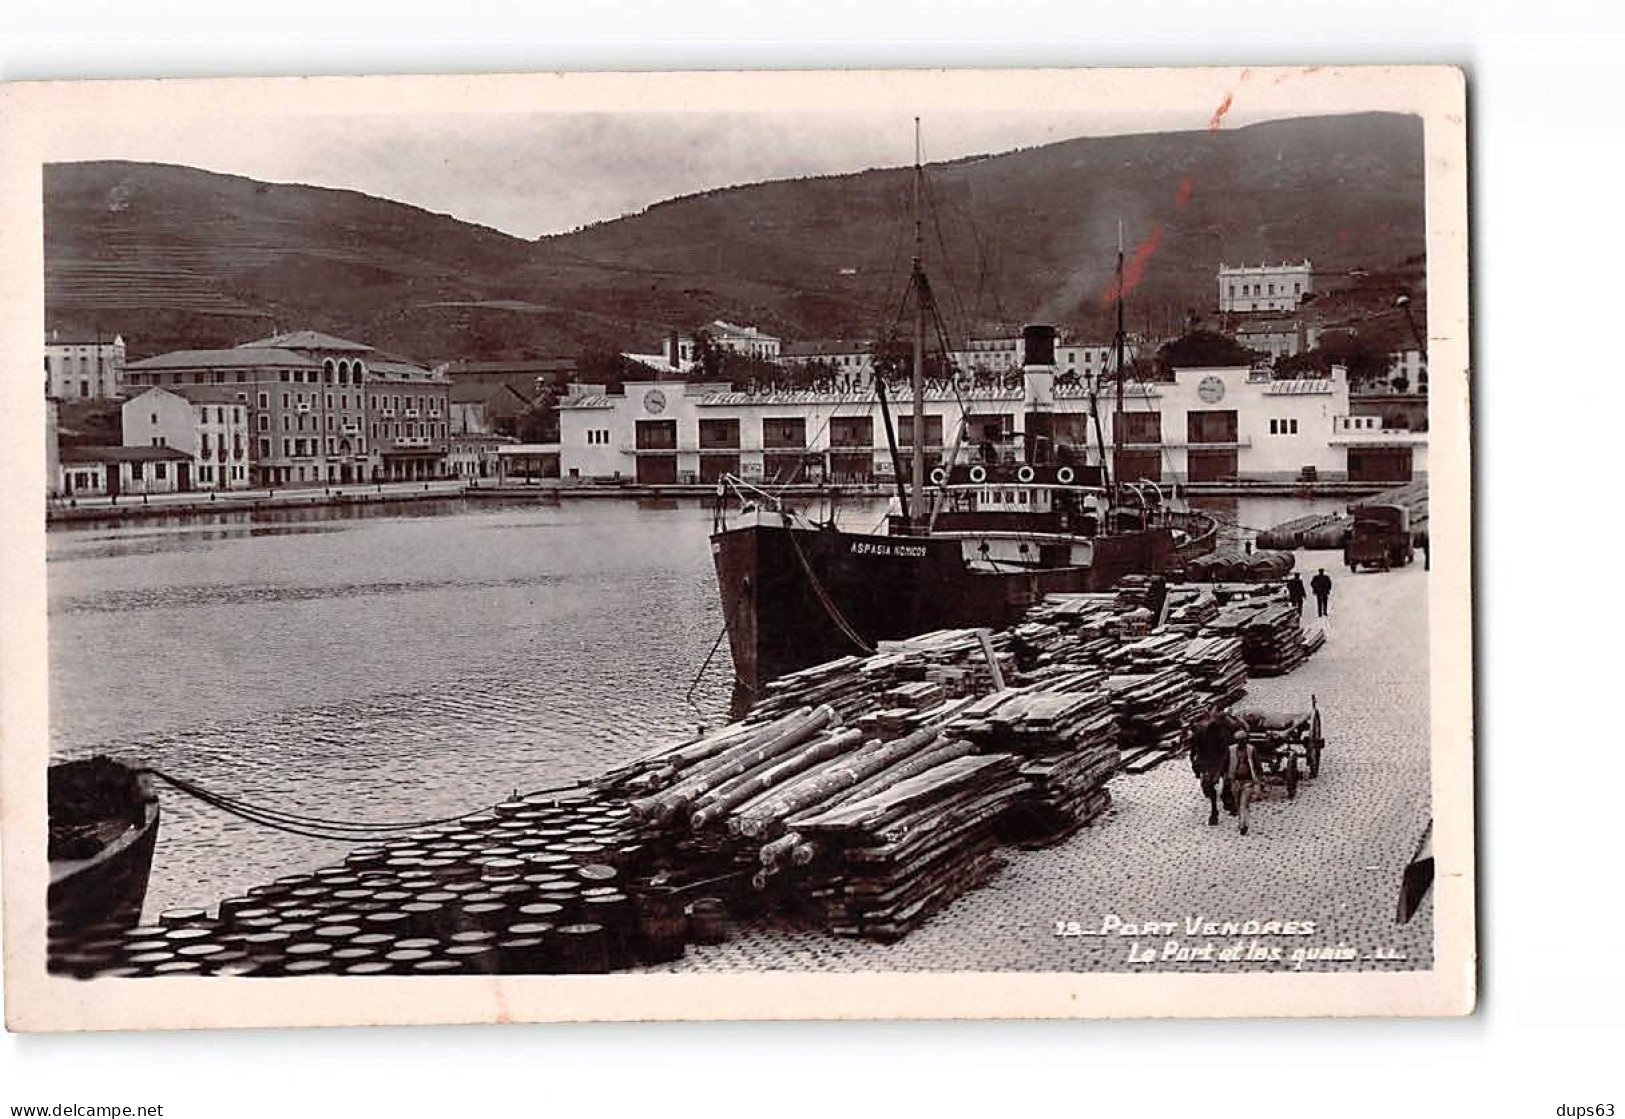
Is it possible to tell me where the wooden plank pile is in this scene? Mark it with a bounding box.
[1179,635,1249,712]
[949,675,1119,845]
[1237,602,1311,676]
[1162,586,1219,633]
[789,754,1026,940]
[1107,667,1205,771]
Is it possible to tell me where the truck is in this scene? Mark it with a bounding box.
[1343,502,1414,571]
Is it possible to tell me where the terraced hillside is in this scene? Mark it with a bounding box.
[44,112,1425,364]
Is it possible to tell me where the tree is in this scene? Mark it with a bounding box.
[1155,331,1260,374]
[1316,331,1390,389]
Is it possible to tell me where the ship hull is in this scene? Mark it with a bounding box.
[712,516,1184,694]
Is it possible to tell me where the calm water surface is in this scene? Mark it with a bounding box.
[48,492,1342,916]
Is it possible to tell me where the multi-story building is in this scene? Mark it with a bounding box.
[449,381,533,436]
[659,320,783,368]
[1218,261,1314,313]
[366,359,452,481]
[558,357,1426,487]
[125,330,450,486]
[1234,317,1320,360]
[448,432,518,480]
[45,330,126,399]
[125,346,321,487]
[780,340,876,388]
[122,385,252,490]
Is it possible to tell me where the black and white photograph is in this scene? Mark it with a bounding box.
[0,65,1472,1030]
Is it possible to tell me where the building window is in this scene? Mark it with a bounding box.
[281,393,290,408]
[1290,418,1299,435]
[155,463,167,480]
[1269,419,1278,435]
[260,438,271,459]
[283,438,292,457]
[258,391,269,409]
[280,371,290,383]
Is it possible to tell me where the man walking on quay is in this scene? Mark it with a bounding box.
[1310,568,1333,617]
[1286,571,1306,617]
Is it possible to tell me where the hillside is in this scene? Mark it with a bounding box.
[43,112,1425,363]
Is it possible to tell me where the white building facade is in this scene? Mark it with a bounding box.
[122,386,252,490]
[45,331,126,399]
[557,362,1426,487]
[1218,261,1314,313]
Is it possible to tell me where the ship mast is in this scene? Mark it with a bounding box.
[1112,218,1126,511]
[910,117,927,526]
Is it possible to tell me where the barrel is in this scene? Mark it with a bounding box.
[159,907,209,928]
[363,910,414,938]
[582,892,632,969]
[686,898,729,945]
[554,923,610,974]
[632,890,687,964]
[216,896,257,923]
[454,902,510,933]
[383,948,434,973]
[152,959,206,976]
[345,961,393,976]
[399,901,447,938]
[283,959,334,976]
[495,936,548,974]
[413,959,462,976]
[445,943,497,974]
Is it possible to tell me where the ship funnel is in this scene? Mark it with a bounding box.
[1022,324,1057,369]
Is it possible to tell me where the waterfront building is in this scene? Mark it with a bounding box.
[557,359,1426,486]
[126,331,450,486]
[365,359,452,481]
[449,381,532,436]
[57,445,193,497]
[1218,261,1314,313]
[122,386,252,490]
[46,400,60,497]
[448,431,518,479]
[123,346,318,488]
[45,330,126,400]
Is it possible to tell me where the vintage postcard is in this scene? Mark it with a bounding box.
[0,65,1472,1030]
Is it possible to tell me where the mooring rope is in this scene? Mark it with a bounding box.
[146,768,586,843]
[783,521,876,656]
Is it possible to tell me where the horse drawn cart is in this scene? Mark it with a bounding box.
[1236,699,1324,799]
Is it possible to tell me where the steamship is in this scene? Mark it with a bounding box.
[710,131,1217,691]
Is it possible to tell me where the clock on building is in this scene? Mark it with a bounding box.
[1197,375,1226,404]
[642,388,668,415]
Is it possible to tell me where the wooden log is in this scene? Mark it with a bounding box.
[690,728,863,830]
[633,705,835,826]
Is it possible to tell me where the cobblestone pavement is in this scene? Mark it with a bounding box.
[654,551,1434,974]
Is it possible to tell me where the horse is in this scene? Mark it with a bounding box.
[1189,713,1245,826]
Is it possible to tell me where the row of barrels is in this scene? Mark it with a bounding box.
[49,788,729,979]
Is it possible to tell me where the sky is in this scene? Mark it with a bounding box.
[38,104,1318,240]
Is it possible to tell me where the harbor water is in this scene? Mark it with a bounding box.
[48,493,1350,919]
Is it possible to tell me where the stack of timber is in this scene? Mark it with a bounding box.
[789,754,1026,940]
[1162,585,1220,633]
[949,675,1119,845]
[1236,602,1312,676]
[1108,667,1205,772]
[1178,635,1249,712]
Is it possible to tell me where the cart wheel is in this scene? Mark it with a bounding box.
[1308,742,1322,778]
[1285,758,1299,799]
